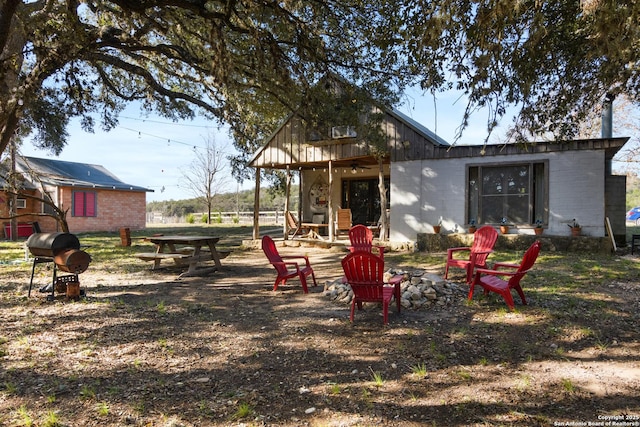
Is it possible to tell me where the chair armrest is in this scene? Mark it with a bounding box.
[272,261,302,271]
[281,255,311,267]
[386,274,404,285]
[491,262,519,270]
[447,247,470,259]
[448,247,470,253]
[474,267,517,279]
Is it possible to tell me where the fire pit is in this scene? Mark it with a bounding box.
[26,232,91,300]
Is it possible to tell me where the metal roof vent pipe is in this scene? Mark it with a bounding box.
[601,93,614,139]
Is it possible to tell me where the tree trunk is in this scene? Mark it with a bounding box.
[9,138,17,241]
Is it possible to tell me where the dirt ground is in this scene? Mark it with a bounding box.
[1,244,639,426]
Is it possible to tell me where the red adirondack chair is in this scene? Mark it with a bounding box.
[341,251,403,325]
[348,224,385,260]
[444,225,498,284]
[469,240,541,310]
[261,235,317,293]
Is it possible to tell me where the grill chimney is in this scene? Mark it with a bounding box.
[601,93,614,138]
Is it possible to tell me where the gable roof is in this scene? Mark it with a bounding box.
[249,104,450,170]
[16,157,152,192]
[387,108,450,147]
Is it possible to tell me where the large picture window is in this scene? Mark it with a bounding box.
[468,162,547,226]
[72,191,97,217]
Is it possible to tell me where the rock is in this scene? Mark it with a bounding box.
[423,287,438,300]
[324,267,463,310]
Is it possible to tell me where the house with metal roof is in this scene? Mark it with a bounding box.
[1,156,152,237]
[249,103,630,249]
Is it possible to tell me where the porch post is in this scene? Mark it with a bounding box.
[378,157,388,241]
[283,166,291,240]
[253,168,261,240]
[328,160,334,241]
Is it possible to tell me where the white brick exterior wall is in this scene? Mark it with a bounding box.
[390,150,606,244]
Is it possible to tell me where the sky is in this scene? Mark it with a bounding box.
[16,85,626,203]
[16,86,509,203]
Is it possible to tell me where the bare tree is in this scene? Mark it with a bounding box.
[180,136,231,223]
[575,95,640,175]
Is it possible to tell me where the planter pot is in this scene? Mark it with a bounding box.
[534,227,543,235]
[500,225,510,234]
[571,227,581,237]
[468,226,477,234]
[433,225,441,234]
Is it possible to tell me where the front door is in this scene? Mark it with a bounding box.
[341,178,390,225]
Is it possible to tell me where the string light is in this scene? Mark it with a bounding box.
[121,115,215,128]
[119,126,205,149]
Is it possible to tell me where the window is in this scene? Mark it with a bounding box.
[72,191,97,217]
[468,162,547,226]
[42,201,56,216]
[16,198,26,209]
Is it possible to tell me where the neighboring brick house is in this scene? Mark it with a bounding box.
[1,156,152,238]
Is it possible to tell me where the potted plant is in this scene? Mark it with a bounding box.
[468,219,477,234]
[499,217,510,234]
[568,218,581,236]
[433,217,442,234]
[534,219,544,235]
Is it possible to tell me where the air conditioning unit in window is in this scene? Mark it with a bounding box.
[331,126,357,139]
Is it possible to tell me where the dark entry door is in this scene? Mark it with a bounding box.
[341,178,390,225]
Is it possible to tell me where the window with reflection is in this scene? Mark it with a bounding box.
[468,162,547,226]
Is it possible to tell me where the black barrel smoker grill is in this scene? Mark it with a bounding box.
[26,232,91,300]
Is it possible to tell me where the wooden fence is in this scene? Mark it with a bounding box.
[146,211,283,225]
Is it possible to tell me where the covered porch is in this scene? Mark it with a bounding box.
[249,149,390,243]
[247,108,450,244]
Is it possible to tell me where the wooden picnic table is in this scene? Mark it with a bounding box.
[135,235,228,274]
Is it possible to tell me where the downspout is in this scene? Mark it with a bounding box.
[601,93,614,139]
[602,93,615,175]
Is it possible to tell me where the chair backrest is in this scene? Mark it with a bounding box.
[342,251,385,299]
[337,208,352,230]
[471,225,499,264]
[506,240,541,288]
[262,235,283,265]
[349,224,373,252]
[342,251,384,284]
[286,211,298,229]
[517,240,542,274]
